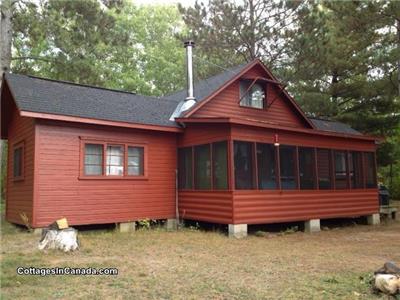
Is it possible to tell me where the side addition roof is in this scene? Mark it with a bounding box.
[4,73,180,128]
[309,118,362,136]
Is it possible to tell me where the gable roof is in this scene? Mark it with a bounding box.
[4,73,180,128]
[167,59,315,129]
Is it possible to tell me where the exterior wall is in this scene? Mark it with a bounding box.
[230,124,377,151]
[233,190,378,224]
[179,191,233,224]
[34,120,177,227]
[177,123,378,225]
[6,105,35,226]
[177,123,234,223]
[192,64,310,128]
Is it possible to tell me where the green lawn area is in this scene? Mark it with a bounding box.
[1,214,399,299]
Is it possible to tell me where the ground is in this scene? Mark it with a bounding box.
[1,214,399,299]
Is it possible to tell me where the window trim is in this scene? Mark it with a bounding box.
[79,138,148,180]
[239,79,267,110]
[12,141,25,181]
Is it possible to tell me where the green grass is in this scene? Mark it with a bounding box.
[1,215,399,299]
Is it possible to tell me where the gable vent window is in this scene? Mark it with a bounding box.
[240,81,265,109]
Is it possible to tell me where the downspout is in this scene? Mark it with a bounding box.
[175,168,179,226]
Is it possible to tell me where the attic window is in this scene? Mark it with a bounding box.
[239,80,265,109]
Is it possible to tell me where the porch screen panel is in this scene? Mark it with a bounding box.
[234,141,254,189]
[279,145,297,189]
[299,147,316,189]
[257,143,277,189]
[194,144,211,190]
[84,144,103,175]
[317,149,331,189]
[334,151,348,189]
[212,141,228,190]
[364,152,377,188]
[178,147,193,189]
[350,151,363,188]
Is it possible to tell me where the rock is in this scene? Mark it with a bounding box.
[374,274,400,295]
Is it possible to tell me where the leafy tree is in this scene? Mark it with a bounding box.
[11,0,185,95]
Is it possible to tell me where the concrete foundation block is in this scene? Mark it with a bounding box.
[228,224,247,238]
[367,213,380,225]
[305,219,321,233]
[166,219,177,231]
[118,222,136,233]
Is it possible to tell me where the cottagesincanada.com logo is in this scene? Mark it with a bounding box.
[16,266,118,276]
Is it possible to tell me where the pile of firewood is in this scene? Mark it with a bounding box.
[373,262,400,296]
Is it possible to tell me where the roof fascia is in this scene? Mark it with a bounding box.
[20,111,183,133]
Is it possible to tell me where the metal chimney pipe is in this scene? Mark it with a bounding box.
[184,41,196,102]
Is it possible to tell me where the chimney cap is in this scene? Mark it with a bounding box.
[184,40,195,48]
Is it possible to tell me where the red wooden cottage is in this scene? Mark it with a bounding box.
[1,42,380,237]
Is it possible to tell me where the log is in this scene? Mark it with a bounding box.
[38,228,79,252]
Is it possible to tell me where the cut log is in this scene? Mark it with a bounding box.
[38,228,79,252]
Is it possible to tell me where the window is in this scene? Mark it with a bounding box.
[334,151,348,189]
[298,147,316,189]
[240,81,265,109]
[212,141,228,190]
[82,141,145,178]
[234,141,254,189]
[178,147,193,189]
[350,151,363,188]
[364,152,377,188]
[257,143,277,189]
[128,146,144,176]
[84,144,103,175]
[106,145,124,176]
[13,143,24,179]
[194,144,211,190]
[279,145,297,189]
[317,149,332,189]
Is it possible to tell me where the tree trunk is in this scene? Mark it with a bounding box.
[248,0,256,60]
[1,0,13,75]
[0,0,13,202]
[397,18,400,96]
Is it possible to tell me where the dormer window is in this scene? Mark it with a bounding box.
[240,80,265,109]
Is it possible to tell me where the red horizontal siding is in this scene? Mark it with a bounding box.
[34,120,177,227]
[231,124,376,151]
[192,65,309,128]
[233,190,379,224]
[178,191,233,224]
[6,101,35,226]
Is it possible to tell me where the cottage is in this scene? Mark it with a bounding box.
[1,42,380,237]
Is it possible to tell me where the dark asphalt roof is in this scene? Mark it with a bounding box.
[309,118,362,135]
[4,67,362,136]
[5,73,180,128]
[165,62,250,104]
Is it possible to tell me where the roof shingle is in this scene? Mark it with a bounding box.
[5,73,180,128]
